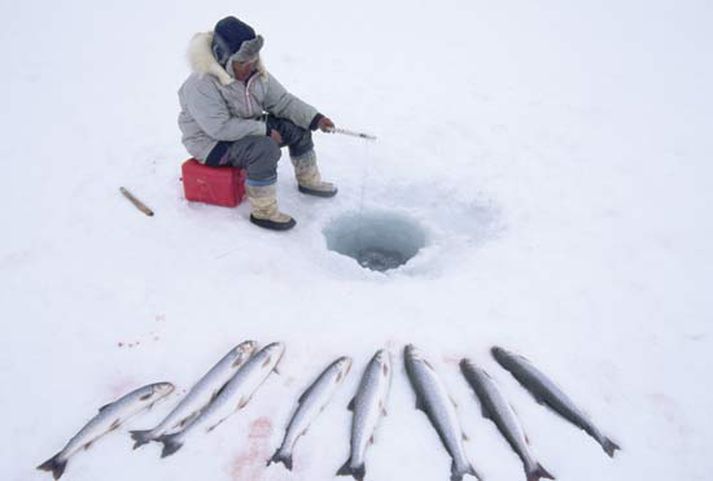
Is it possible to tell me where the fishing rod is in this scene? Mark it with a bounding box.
[327,127,377,141]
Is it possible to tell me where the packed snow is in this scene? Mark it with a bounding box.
[1,1,711,481]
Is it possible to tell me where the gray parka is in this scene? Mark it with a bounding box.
[178,32,320,162]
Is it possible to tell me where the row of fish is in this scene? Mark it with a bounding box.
[37,341,281,479]
[402,346,619,481]
[37,342,619,481]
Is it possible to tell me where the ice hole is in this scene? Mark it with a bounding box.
[324,211,427,272]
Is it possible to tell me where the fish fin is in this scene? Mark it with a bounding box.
[415,396,428,413]
[206,417,226,432]
[157,433,183,458]
[462,431,469,442]
[37,452,68,480]
[369,434,375,445]
[450,395,458,408]
[83,441,93,451]
[347,397,356,411]
[273,366,281,375]
[267,448,293,471]
[98,402,112,412]
[178,411,199,428]
[527,462,555,481]
[602,437,621,458]
[238,396,250,409]
[378,400,388,417]
[109,419,121,431]
[129,430,154,449]
[336,460,365,481]
[480,403,492,420]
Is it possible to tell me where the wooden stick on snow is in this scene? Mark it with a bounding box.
[119,187,154,216]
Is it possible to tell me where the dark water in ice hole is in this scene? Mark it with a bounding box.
[324,211,427,272]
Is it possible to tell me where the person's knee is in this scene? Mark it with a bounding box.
[255,136,281,161]
[247,137,281,180]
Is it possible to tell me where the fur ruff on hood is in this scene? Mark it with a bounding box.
[187,32,267,86]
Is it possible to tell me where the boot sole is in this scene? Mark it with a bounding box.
[250,215,296,231]
[298,185,338,198]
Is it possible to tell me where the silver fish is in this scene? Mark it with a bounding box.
[492,346,620,457]
[157,342,285,457]
[129,340,257,448]
[269,356,352,470]
[404,345,481,481]
[37,382,174,479]
[337,349,392,481]
[460,359,554,481]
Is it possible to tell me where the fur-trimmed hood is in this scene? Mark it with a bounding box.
[187,32,267,86]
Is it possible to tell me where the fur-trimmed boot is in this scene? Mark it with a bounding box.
[291,151,338,197]
[245,184,296,231]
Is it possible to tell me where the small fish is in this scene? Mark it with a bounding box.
[129,340,257,448]
[492,346,620,457]
[337,349,392,481]
[37,382,174,479]
[405,345,481,481]
[157,342,285,457]
[460,359,554,481]
[269,356,352,470]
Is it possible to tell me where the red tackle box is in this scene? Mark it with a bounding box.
[181,159,246,207]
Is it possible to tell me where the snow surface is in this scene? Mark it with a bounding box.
[1,1,712,480]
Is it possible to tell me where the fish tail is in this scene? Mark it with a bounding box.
[451,461,482,481]
[602,437,621,457]
[527,462,555,481]
[267,447,293,471]
[36,452,68,480]
[157,432,183,458]
[336,460,365,481]
[129,429,154,449]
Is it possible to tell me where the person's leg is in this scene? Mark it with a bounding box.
[220,136,296,230]
[266,116,338,197]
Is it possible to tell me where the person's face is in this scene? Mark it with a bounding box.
[232,57,258,81]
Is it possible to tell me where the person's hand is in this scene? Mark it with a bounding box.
[318,117,335,132]
[269,129,283,145]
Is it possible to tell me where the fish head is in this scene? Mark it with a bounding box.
[261,342,286,364]
[151,382,175,398]
[491,346,509,364]
[460,358,488,379]
[371,349,392,378]
[404,344,424,361]
[233,340,258,365]
[334,356,353,376]
[458,358,473,371]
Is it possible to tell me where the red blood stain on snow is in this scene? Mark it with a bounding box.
[229,417,274,481]
[441,354,461,365]
[107,378,136,398]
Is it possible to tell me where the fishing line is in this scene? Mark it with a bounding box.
[355,136,374,257]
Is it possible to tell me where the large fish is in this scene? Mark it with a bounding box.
[404,345,481,481]
[269,356,352,470]
[37,382,174,480]
[337,349,392,481]
[157,342,285,457]
[491,346,620,457]
[460,359,554,481]
[129,340,257,448]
